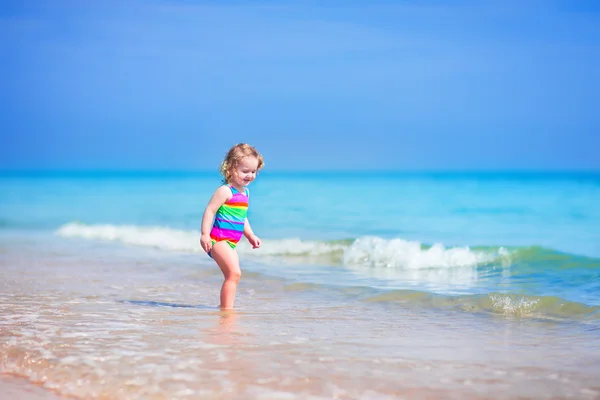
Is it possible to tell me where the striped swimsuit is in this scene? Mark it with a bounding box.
[209,185,249,252]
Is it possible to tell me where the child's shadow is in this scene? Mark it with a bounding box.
[119,300,214,309]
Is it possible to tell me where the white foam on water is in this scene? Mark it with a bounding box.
[239,237,347,256]
[56,222,202,253]
[489,293,540,316]
[56,223,502,271]
[343,236,498,269]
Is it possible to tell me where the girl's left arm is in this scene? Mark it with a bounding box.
[244,218,261,249]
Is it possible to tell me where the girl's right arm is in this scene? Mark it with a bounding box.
[200,186,231,253]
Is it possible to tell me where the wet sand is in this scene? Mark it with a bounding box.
[0,375,64,400]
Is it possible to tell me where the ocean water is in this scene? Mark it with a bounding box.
[1,171,599,399]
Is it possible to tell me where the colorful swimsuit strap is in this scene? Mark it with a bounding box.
[228,185,249,197]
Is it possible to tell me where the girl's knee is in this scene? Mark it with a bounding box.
[226,270,242,283]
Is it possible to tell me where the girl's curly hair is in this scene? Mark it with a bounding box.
[220,143,264,184]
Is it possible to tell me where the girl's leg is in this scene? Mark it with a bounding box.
[210,241,241,309]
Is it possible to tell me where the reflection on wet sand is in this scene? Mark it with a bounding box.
[209,310,241,346]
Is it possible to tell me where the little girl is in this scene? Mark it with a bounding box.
[200,143,264,309]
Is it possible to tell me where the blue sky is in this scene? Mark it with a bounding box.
[1,0,599,171]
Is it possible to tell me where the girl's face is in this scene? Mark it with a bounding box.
[232,156,259,187]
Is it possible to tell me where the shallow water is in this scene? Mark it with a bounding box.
[1,235,599,399]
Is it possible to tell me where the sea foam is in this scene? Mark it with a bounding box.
[56,222,201,253]
[56,222,501,270]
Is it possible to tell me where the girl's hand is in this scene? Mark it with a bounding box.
[248,235,261,249]
[200,234,213,253]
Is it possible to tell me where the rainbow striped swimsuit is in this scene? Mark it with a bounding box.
[210,185,249,250]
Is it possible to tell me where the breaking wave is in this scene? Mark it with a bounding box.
[56,222,504,269]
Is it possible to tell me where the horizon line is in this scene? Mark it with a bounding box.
[1,168,599,175]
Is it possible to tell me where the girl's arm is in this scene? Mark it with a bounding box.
[243,218,254,239]
[200,186,231,252]
[244,218,261,249]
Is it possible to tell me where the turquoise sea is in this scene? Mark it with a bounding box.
[1,171,599,399]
